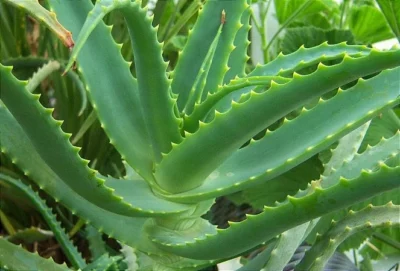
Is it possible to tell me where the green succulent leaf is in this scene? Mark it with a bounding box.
[49,0,154,181]
[159,53,400,199]
[64,0,182,164]
[149,164,400,260]
[0,100,151,250]
[0,64,159,217]
[213,42,371,115]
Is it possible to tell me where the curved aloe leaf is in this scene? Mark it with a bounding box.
[149,164,400,260]
[48,0,154,181]
[156,50,400,194]
[296,203,400,271]
[2,0,74,48]
[0,173,86,270]
[163,67,400,202]
[0,99,151,249]
[0,64,165,217]
[0,97,193,217]
[0,238,70,271]
[0,100,225,269]
[65,0,182,163]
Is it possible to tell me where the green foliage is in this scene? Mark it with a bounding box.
[1,0,399,270]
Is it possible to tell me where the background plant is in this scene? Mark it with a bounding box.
[0,0,399,270]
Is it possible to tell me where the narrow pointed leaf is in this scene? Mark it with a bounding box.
[172,0,248,111]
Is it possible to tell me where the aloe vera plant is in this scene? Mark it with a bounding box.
[1,0,400,270]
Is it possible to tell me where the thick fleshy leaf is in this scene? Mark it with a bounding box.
[65,0,182,164]
[156,50,400,195]
[149,165,400,259]
[48,0,154,181]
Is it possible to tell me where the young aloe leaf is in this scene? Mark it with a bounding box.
[161,66,400,202]
[48,0,154,180]
[0,238,70,271]
[155,49,400,194]
[3,0,74,48]
[296,203,400,271]
[149,164,400,260]
[172,0,248,111]
[26,60,60,92]
[183,21,224,115]
[64,0,182,162]
[0,173,86,270]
